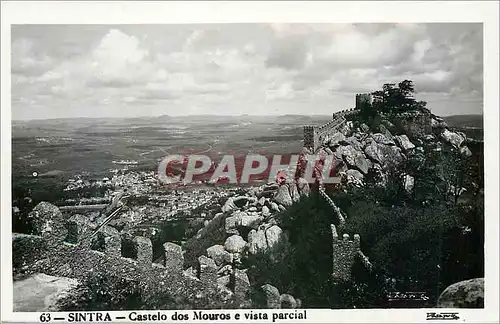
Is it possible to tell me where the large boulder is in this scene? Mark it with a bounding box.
[207,245,232,266]
[247,229,268,255]
[225,212,243,234]
[225,211,263,234]
[364,140,383,164]
[441,129,466,148]
[270,202,280,212]
[240,214,263,229]
[221,196,248,213]
[280,294,298,309]
[273,185,293,206]
[247,225,284,255]
[261,284,281,308]
[431,116,448,129]
[377,143,405,168]
[13,273,79,312]
[27,202,67,242]
[224,235,247,254]
[437,278,484,308]
[365,139,405,168]
[372,133,395,146]
[265,225,283,250]
[395,135,416,152]
[296,177,310,196]
[345,169,364,187]
[217,275,231,287]
[460,146,472,157]
[345,136,363,151]
[338,145,370,174]
[328,132,346,148]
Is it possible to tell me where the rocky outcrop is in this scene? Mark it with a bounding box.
[379,124,394,139]
[346,169,364,187]
[344,136,363,151]
[261,284,280,308]
[225,211,263,235]
[364,139,403,169]
[337,145,370,175]
[207,245,233,266]
[364,140,383,164]
[328,132,346,147]
[273,185,293,206]
[261,206,271,217]
[13,273,79,312]
[27,202,67,242]
[247,225,284,255]
[372,133,395,146]
[460,146,472,157]
[437,278,484,308]
[224,235,247,254]
[247,229,268,255]
[431,115,448,129]
[265,225,283,250]
[441,129,466,148]
[259,284,300,309]
[395,135,415,152]
[377,144,404,168]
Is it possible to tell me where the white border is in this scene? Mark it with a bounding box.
[1,1,499,323]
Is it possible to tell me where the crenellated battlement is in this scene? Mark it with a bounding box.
[303,116,348,152]
[355,93,373,109]
[319,188,346,226]
[302,94,368,152]
[13,202,251,308]
[331,224,362,281]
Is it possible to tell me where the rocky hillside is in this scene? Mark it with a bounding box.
[181,104,483,308]
[313,108,475,190]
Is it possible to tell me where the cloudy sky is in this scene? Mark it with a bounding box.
[11,23,482,120]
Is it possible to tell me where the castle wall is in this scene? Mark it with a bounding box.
[13,205,251,309]
[302,95,363,153]
[303,115,350,152]
[330,224,361,282]
[355,93,373,109]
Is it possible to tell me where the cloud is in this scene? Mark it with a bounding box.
[11,38,54,77]
[11,24,483,119]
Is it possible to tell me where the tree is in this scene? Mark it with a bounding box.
[436,148,473,205]
[371,80,423,115]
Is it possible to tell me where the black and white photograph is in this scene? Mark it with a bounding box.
[1,2,498,323]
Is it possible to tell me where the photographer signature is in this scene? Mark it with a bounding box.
[426,312,460,320]
[387,291,430,301]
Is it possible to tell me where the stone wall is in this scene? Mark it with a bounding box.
[303,125,318,152]
[318,188,345,227]
[300,96,373,282]
[330,224,361,282]
[302,94,364,152]
[303,115,348,152]
[355,93,373,110]
[12,203,252,309]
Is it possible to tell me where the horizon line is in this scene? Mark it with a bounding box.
[11,112,484,122]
